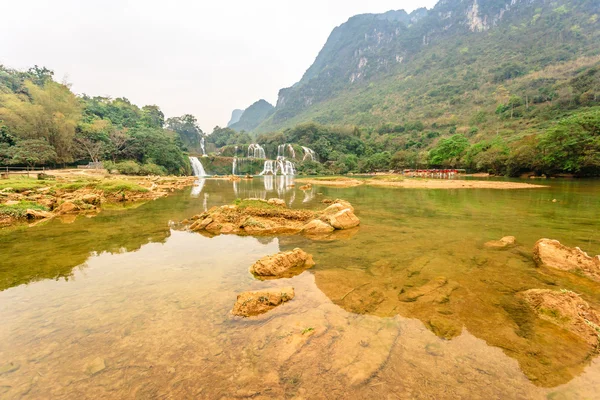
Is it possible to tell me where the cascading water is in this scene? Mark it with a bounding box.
[247,144,266,159]
[287,144,296,159]
[189,156,208,177]
[260,160,275,175]
[260,144,297,176]
[200,137,206,156]
[232,146,238,175]
[302,146,317,162]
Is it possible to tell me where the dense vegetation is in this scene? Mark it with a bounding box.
[0,66,194,175]
[217,0,600,176]
[206,106,600,176]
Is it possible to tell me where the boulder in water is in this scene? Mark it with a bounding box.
[533,239,600,282]
[250,248,315,277]
[326,208,360,230]
[231,287,295,317]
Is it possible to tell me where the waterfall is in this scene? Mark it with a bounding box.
[287,144,296,159]
[247,144,266,159]
[302,146,317,162]
[260,160,275,175]
[189,156,208,177]
[232,157,237,175]
[200,137,206,156]
[284,160,295,175]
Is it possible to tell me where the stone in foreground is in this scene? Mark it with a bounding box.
[533,238,600,282]
[250,248,315,277]
[231,287,295,317]
[484,236,516,249]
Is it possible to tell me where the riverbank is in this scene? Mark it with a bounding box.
[295,176,548,189]
[0,169,195,228]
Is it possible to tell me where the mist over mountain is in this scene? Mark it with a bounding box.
[227,109,244,127]
[229,99,275,132]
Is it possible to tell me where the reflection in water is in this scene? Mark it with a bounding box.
[190,178,206,197]
[1,178,600,398]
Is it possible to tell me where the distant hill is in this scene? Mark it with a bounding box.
[248,0,598,134]
[229,99,274,132]
[227,109,244,127]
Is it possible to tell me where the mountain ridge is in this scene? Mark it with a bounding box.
[230,0,598,134]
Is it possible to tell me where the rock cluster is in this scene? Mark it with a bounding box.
[188,198,359,237]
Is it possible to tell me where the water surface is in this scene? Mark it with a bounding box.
[1,177,600,399]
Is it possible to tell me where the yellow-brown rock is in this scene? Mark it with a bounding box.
[250,248,315,277]
[327,209,360,230]
[231,287,295,317]
[533,238,600,281]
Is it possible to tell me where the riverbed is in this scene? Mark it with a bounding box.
[1,176,599,399]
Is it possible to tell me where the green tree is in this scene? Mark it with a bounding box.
[11,139,57,167]
[429,134,470,167]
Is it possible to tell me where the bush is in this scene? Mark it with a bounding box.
[112,160,167,176]
[115,160,140,175]
[139,162,167,176]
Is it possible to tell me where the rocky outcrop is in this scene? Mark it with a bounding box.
[520,289,600,346]
[231,287,295,317]
[533,239,600,282]
[188,198,359,237]
[250,248,315,278]
[484,236,516,249]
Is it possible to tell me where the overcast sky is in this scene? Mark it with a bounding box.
[1,0,438,131]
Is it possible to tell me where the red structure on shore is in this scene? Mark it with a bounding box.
[403,169,465,178]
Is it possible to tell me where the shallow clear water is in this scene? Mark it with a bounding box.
[1,177,600,399]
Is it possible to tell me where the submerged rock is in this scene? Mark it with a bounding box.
[533,239,600,281]
[250,248,315,277]
[484,236,516,249]
[231,287,295,317]
[519,289,600,346]
[85,357,106,376]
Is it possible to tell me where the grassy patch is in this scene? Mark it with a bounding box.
[368,175,405,182]
[94,180,148,193]
[0,201,48,218]
[0,178,50,192]
[233,198,278,210]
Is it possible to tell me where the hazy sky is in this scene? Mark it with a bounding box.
[1,0,437,131]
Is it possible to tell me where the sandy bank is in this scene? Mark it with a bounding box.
[295,177,547,189]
